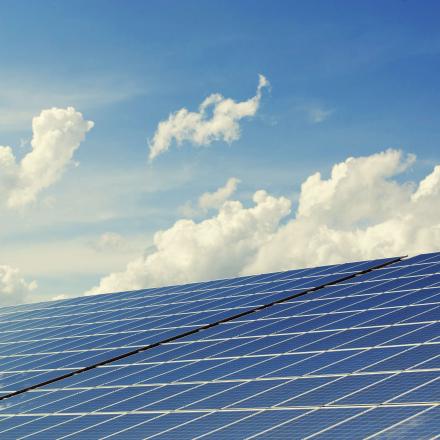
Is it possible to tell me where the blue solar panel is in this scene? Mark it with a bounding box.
[0,253,438,438]
[0,257,395,397]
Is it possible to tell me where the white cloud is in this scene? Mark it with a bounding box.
[0,265,37,306]
[180,177,241,217]
[244,149,438,273]
[412,165,440,201]
[199,177,241,211]
[0,107,94,208]
[296,149,415,227]
[86,190,291,294]
[148,75,269,161]
[87,149,440,295]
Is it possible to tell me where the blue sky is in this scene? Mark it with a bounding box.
[1,0,440,303]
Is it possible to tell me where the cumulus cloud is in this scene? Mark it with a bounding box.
[86,190,291,294]
[87,149,440,295]
[180,177,241,217]
[296,149,415,227]
[199,177,241,211]
[245,149,438,273]
[148,75,269,161]
[412,165,440,201]
[0,107,94,208]
[0,265,37,306]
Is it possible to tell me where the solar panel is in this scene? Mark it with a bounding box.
[0,253,438,439]
[0,257,395,398]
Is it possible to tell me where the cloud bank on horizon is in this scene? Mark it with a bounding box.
[87,149,440,295]
[0,106,94,209]
[0,106,93,306]
[148,74,269,161]
[0,265,37,306]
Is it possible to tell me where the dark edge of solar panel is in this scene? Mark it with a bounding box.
[0,256,404,403]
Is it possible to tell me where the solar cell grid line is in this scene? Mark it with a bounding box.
[315,262,440,293]
[0,256,401,402]
[226,360,431,411]
[150,411,298,439]
[225,408,438,439]
[401,251,440,264]
[100,411,238,440]
[0,274,412,390]
[141,290,436,372]
[180,285,440,343]
[0,252,426,324]
[233,287,432,325]
[44,414,152,440]
[10,272,436,348]
[241,407,437,440]
[174,310,432,360]
[14,276,310,315]
[5,258,434,344]
[3,288,290,354]
[75,324,434,372]
[144,407,431,439]
[62,258,426,434]
[244,409,359,440]
[187,410,300,440]
[295,276,440,310]
[0,276,438,436]
[248,408,373,440]
[0,285,287,328]
[201,409,360,440]
[366,261,440,280]
[304,405,437,440]
[287,276,440,306]
[322,270,440,296]
[1,326,358,388]
[40,411,254,440]
[272,288,440,328]
[0,288,350,390]
[40,298,434,390]
[0,276,284,324]
[0,261,380,347]
[10,284,317,329]
[203,300,440,343]
[0,255,393,326]
[314,380,440,440]
[180,330,432,388]
[20,261,320,312]
[367,406,440,440]
[1,253,438,438]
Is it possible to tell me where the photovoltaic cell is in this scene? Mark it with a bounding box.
[0,258,393,397]
[0,252,438,439]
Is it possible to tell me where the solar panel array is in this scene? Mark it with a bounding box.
[0,258,391,397]
[0,253,439,439]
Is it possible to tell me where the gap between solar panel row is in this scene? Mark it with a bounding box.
[0,256,404,403]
